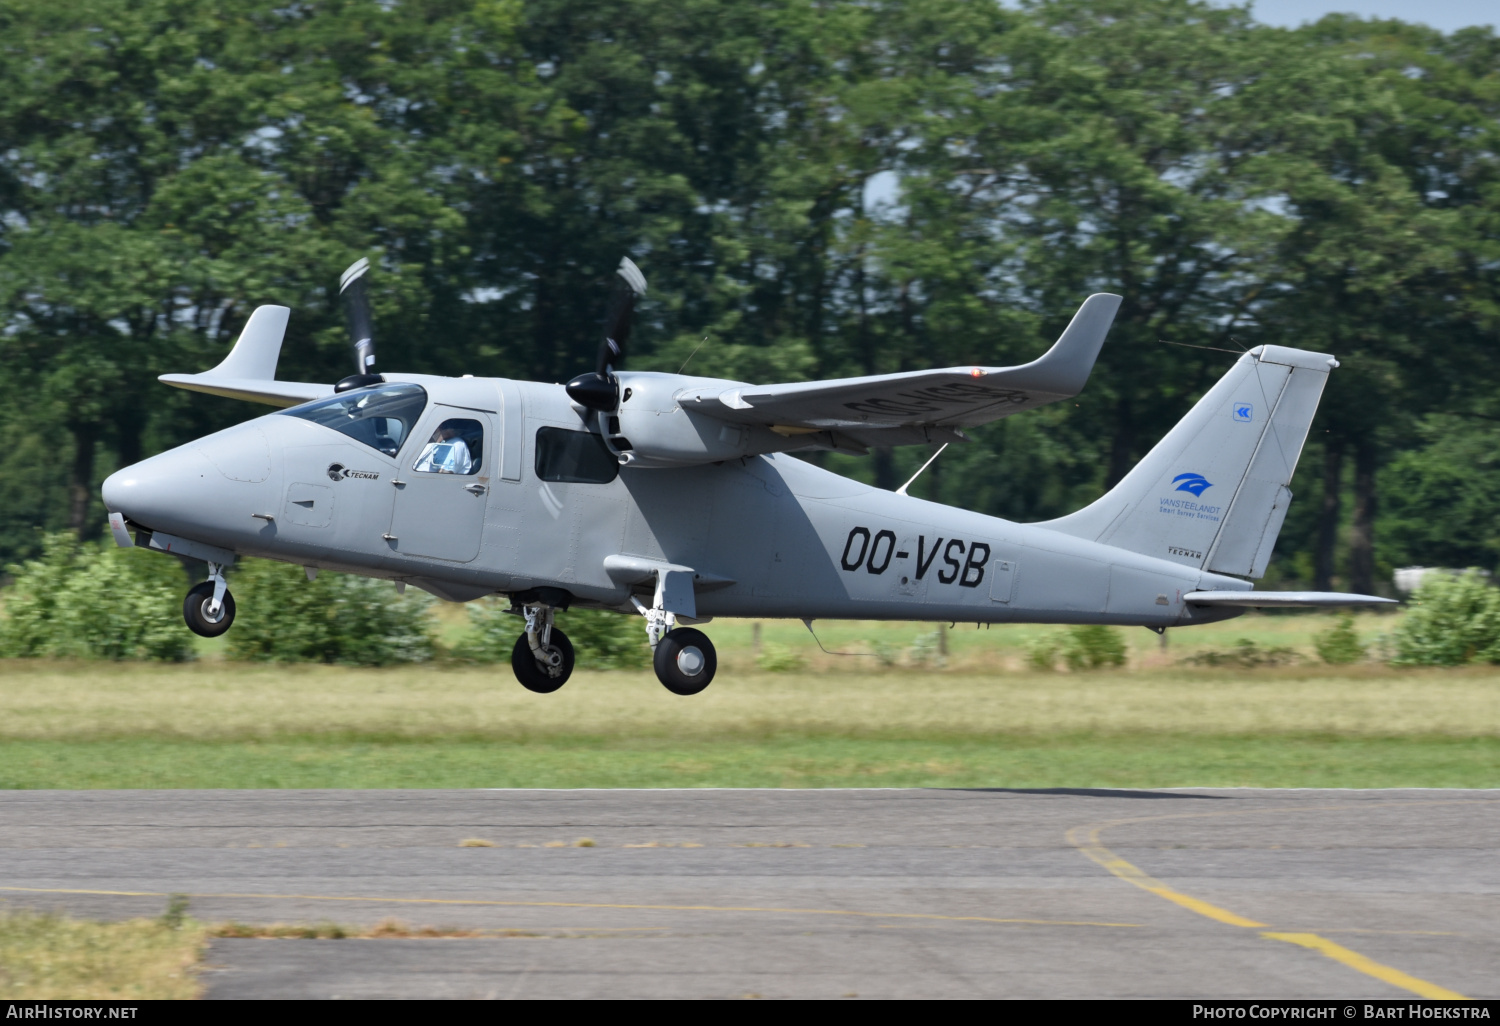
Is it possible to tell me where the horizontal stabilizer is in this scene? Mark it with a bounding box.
[1185,591,1398,608]
[678,293,1121,440]
[159,304,333,407]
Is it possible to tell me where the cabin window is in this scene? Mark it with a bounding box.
[413,418,483,475]
[280,383,428,457]
[534,427,619,484]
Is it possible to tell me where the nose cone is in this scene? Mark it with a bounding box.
[102,447,216,533]
[101,422,278,545]
[101,466,131,515]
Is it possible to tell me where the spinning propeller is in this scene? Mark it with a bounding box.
[334,257,385,393]
[566,256,648,412]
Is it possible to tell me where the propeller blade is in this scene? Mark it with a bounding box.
[568,257,647,413]
[334,257,385,392]
[595,257,647,376]
[339,257,376,376]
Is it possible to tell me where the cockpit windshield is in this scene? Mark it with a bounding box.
[279,383,428,457]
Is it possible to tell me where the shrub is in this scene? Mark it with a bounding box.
[1025,626,1127,671]
[1390,570,1500,666]
[1061,625,1127,670]
[1182,639,1299,668]
[1314,614,1366,664]
[907,628,947,668]
[1025,635,1061,671]
[755,643,806,672]
[870,637,900,668]
[459,601,650,669]
[225,559,435,666]
[563,608,652,669]
[0,534,195,661]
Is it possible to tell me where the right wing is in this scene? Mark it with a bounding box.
[676,294,1121,446]
[159,305,333,408]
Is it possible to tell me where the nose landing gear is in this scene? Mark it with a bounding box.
[512,603,575,693]
[183,562,235,637]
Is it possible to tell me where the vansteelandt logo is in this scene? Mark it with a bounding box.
[1173,472,1214,497]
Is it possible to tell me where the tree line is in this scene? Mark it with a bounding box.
[2,0,1497,593]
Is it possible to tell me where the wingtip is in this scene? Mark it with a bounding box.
[1020,293,1122,396]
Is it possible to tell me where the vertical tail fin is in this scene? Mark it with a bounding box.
[1042,345,1336,578]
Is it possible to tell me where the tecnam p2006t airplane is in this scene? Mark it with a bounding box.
[101,257,1392,694]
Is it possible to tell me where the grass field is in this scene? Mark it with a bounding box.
[0,910,207,1000]
[2,612,1496,789]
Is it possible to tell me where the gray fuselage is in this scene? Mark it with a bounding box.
[102,372,1247,628]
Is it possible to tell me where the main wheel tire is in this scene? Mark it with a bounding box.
[511,628,575,693]
[183,581,236,638]
[654,627,716,696]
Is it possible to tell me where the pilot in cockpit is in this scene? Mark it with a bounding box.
[413,421,473,474]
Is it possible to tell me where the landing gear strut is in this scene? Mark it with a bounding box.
[512,603,574,693]
[183,562,235,637]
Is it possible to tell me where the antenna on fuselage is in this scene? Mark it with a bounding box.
[894,443,949,496]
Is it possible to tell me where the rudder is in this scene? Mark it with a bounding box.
[1041,345,1335,578]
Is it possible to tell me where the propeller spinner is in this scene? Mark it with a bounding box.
[334,257,385,393]
[566,257,648,412]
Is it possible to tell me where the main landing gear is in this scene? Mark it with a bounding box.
[635,597,717,696]
[183,562,235,637]
[508,595,718,697]
[511,603,575,693]
[653,626,716,696]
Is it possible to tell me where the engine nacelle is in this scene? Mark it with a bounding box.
[602,372,796,469]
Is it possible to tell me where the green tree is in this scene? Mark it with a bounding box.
[1251,17,1499,591]
[1379,415,1500,572]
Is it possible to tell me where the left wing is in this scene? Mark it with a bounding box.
[677,293,1121,445]
[159,305,334,408]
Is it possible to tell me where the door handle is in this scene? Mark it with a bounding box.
[465,484,487,495]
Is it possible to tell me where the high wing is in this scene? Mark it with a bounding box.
[676,293,1121,447]
[159,305,333,408]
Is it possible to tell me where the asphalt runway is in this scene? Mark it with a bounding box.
[1,788,1496,999]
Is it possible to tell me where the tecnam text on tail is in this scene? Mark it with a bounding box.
[102,257,1392,695]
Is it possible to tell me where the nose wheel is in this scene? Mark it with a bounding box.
[654,627,716,696]
[183,580,236,637]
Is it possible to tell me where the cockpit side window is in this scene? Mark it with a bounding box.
[413,418,483,475]
[279,383,428,457]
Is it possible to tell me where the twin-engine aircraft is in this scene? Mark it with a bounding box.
[102,257,1391,694]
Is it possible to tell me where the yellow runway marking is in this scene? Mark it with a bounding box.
[1068,801,1483,1000]
[1317,929,1459,937]
[1069,832,1265,927]
[1262,933,1466,1000]
[0,885,1141,930]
